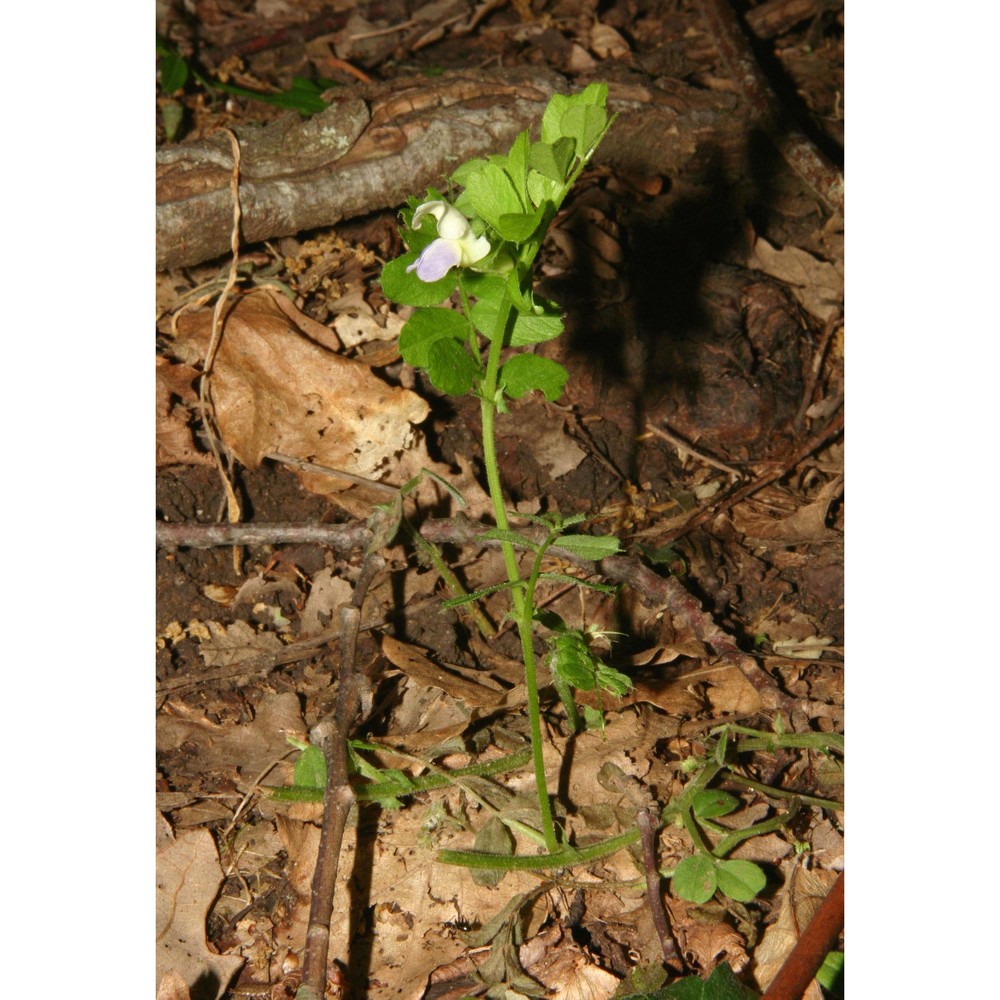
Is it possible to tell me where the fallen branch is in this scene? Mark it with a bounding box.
[157,67,759,270]
[155,520,371,551]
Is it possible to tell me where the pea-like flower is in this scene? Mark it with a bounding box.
[406,200,491,282]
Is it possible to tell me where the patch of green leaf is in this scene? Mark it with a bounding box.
[546,626,632,699]
[615,961,760,1000]
[469,280,563,347]
[504,129,531,205]
[551,532,620,560]
[293,744,327,791]
[560,103,608,159]
[715,860,767,903]
[528,137,575,183]
[426,337,481,396]
[500,354,568,401]
[157,44,189,93]
[464,162,525,234]
[673,854,718,904]
[398,307,468,368]
[816,951,844,999]
[693,790,740,819]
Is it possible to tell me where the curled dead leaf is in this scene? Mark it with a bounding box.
[381,635,507,711]
[170,289,429,493]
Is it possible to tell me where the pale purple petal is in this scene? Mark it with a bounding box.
[406,239,462,282]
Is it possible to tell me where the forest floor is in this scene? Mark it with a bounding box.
[155,2,844,999]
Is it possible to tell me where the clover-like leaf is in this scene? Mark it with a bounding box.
[673,855,718,904]
[716,860,767,903]
[497,208,546,243]
[540,92,571,144]
[500,354,568,401]
[527,169,561,210]
[468,276,564,346]
[504,129,531,205]
[561,103,608,159]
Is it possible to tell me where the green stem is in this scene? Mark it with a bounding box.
[477,285,559,854]
[438,826,640,872]
[723,773,843,811]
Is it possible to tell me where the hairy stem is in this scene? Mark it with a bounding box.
[477,285,559,853]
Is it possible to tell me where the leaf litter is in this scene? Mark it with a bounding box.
[156,3,845,998]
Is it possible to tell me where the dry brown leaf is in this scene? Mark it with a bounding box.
[753,865,839,996]
[156,969,191,1000]
[729,832,792,864]
[156,356,214,467]
[533,421,587,479]
[669,900,749,974]
[157,829,245,999]
[624,641,710,667]
[157,691,307,786]
[756,608,835,662]
[698,662,764,715]
[333,307,404,349]
[521,924,619,1000]
[196,619,285,667]
[736,476,843,547]
[170,289,429,492]
[299,568,353,637]
[748,237,843,322]
[381,635,507,710]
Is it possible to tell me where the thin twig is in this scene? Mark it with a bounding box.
[794,318,842,432]
[648,404,843,548]
[156,520,373,551]
[297,515,388,1000]
[642,423,744,479]
[266,452,398,495]
[637,808,680,966]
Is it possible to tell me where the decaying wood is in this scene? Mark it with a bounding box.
[157,67,758,270]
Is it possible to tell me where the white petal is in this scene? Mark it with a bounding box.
[411,200,447,230]
[435,204,472,240]
[407,239,463,282]
[459,232,492,266]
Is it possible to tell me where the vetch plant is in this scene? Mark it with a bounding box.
[381,84,624,859]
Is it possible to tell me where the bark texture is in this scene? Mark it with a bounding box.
[156,67,754,270]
